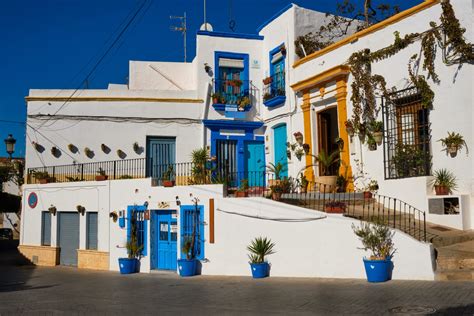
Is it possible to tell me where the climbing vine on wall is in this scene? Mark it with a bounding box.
[345,0,473,138]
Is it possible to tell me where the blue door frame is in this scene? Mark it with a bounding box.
[151,210,177,270]
[273,124,288,178]
[203,120,264,186]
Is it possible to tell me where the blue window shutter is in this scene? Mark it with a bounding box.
[180,205,205,260]
[41,211,51,246]
[86,212,98,250]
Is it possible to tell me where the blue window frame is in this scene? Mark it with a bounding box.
[86,212,98,250]
[264,44,286,108]
[41,211,51,246]
[214,51,250,108]
[127,205,147,257]
[180,205,204,260]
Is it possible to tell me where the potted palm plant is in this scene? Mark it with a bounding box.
[178,200,200,277]
[247,237,276,279]
[266,162,286,187]
[34,171,52,184]
[430,169,457,195]
[314,149,340,193]
[270,183,283,201]
[162,165,175,187]
[352,220,395,283]
[118,210,143,274]
[438,132,468,158]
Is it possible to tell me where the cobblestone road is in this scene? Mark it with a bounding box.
[0,249,473,315]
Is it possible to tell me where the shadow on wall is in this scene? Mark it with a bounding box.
[0,241,57,293]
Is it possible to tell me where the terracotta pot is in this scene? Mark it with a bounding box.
[324,206,345,214]
[448,146,458,158]
[95,175,108,181]
[39,179,49,184]
[363,191,372,199]
[372,132,383,146]
[272,192,282,201]
[213,97,218,104]
[235,191,248,198]
[163,180,175,187]
[435,185,450,195]
[316,176,337,193]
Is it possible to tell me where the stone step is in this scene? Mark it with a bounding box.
[437,257,474,270]
[435,269,474,281]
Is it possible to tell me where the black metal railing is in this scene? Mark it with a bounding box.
[221,171,428,242]
[263,71,285,103]
[211,79,255,109]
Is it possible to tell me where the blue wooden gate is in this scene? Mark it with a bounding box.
[151,210,177,270]
[146,137,176,179]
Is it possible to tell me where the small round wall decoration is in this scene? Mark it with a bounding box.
[28,192,38,209]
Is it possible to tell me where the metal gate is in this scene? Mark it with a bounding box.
[215,140,237,184]
[58,212,80,266]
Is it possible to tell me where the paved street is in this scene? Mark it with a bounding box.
[1,248,473,315]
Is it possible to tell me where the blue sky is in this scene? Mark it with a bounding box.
[0,0,422,158]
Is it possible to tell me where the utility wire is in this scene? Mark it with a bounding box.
[35,0,151,130]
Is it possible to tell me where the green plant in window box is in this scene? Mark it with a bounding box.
[263,92,272,101]
[238,96,251,111]
[438,132,468,158]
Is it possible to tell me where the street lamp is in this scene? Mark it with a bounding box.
[4,134,16,159]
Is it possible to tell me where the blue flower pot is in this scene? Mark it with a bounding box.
[178,259,197,277]
[250,262,270,279]
[118,258,138,274]
[363,258,392,282]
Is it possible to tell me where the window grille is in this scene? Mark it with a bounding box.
[382,87,431,179]
[180,205,204,260]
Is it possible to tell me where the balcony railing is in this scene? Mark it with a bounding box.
[263,71,286,107]
[211,79,255,112]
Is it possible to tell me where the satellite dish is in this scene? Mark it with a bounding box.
[200,23,213,31]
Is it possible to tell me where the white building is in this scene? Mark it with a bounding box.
[19,1,472,280]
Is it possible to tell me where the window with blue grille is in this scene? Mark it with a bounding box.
[180,205,204,260]
[127,206,147,256]
[86,212,98,250]
[41,211,51,246]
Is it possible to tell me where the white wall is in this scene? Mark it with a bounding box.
[21,180,435,280]
[203,197,435,280]
[129,60,197,91]
[290,1,473,228]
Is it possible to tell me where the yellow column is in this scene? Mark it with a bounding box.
[336,78,353,189]
[302,90,314,182]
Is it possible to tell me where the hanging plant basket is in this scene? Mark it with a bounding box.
[372,132,383,146]
[448,145,458,158]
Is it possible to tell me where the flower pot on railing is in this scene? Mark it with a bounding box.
[363,191,372,199]
[163,180,175,187]
[235,191,248,198]
[95,175,108,181]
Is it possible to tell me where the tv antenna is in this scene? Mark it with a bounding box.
[170,12,187,62]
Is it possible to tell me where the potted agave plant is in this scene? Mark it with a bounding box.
[118,210,143,274]
[430,169,457,195]
[352,220,395,283]
[438,132,468,158]
[247,237,276,279]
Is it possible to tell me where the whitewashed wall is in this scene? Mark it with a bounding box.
[290,1,473,228]
[203,197,435,280]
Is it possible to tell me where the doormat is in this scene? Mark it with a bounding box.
[430,226,451,232]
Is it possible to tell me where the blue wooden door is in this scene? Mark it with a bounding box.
[147,137,176,180]
[273,124,288,178]
[151,210,177,270]
[245,142,265,186]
